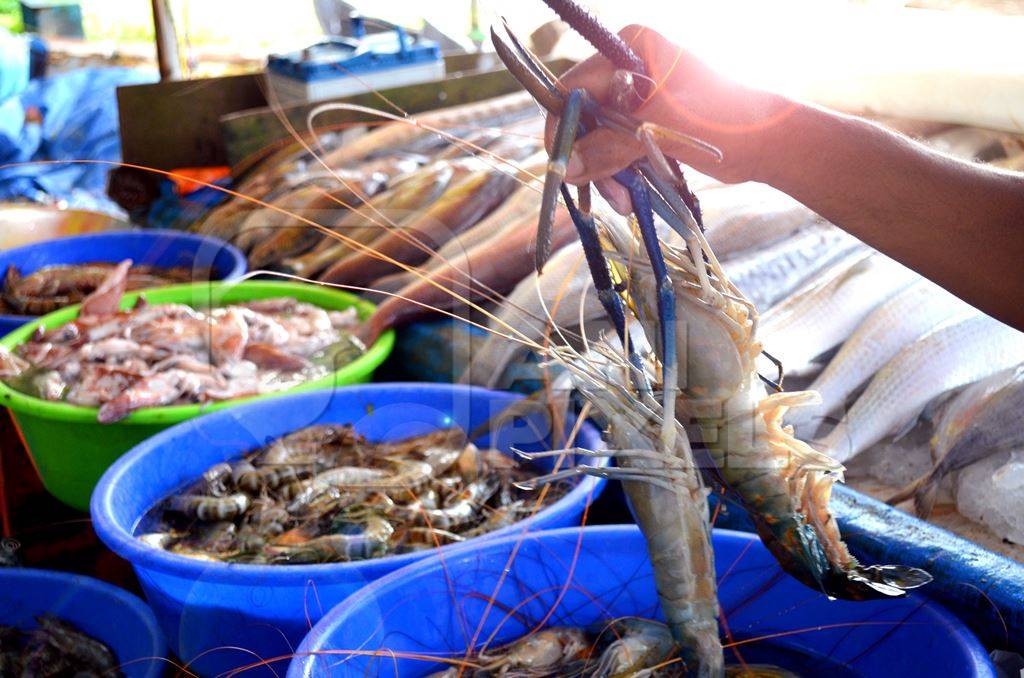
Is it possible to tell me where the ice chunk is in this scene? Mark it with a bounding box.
[844,422,957,503]
[956,451,1024,545]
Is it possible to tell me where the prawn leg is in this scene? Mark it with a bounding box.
[615,167,679,453]
[536,88,586,272]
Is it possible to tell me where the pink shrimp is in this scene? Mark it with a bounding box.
[78,259,131,319]
[209,308,249,365]
[242,343,309,372]
[96,369,202,423]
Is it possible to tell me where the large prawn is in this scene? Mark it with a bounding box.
[495,3,931,675]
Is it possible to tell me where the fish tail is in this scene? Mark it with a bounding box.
[913,479,940,519]
[886,474,938,519]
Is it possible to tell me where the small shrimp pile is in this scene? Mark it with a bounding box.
[0,260,364,423]
[0,615,122,677]
[1,261,196,316]
[137,425,569,564]
[428,619,681,678]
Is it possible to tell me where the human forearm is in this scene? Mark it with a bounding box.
[551,25,1024,328]
[757,103,1024,328]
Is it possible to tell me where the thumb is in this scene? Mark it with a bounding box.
[563,127,643,185]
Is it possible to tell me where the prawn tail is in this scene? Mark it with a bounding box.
[837,563,934,598]
[749,501,933,601]
[746,391,933,601]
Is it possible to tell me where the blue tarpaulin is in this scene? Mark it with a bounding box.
[0,65,155,213]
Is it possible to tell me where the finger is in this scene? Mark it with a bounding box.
[557,51,618,103]
[595,178,631,215]
[564,127,643,184]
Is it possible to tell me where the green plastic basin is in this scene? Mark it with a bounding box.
[0,281,395,511]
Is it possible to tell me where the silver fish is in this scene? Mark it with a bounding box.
[758,251,919,375]
[818,313,1024,463]
[888,365,1024,518]
[701,182,821,259]
[787,279,971,437]
[721,223,865,310]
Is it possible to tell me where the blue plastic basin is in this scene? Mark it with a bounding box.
[0,229,246,335]
[0,567,166,677]
[289,525,995,678]
[91,384,606,677]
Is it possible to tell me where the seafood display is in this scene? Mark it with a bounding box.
[784,279,970,437]
[203,63,1013,567]
[0,261,195,316]
[137,425,570,564]
[0,261,364,422]
[0,616,122,677]
[757,251,919,376]
[2,0,1023,674]
[819,313,1024,464]
[432,114,1024,551]
[186,94,574,342]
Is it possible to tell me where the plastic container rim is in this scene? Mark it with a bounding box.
[0,280,395,424]
[293,524,996,676]
[0,565,167,674]
[0,229,247,326]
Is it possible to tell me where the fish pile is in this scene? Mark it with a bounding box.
[427,619,682,678]
[1,261,196,316]
[137,425,570,564]
[0,260,364,423]
[0,615,122,677]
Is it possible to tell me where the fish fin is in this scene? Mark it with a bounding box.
[892,389,960,443]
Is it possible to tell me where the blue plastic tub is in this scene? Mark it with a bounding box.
[92,384,606,677]
[0,229,246,335]
[290,525,995,677]
[0,567,166,677]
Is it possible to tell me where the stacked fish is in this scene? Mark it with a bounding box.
[192,92,585,348]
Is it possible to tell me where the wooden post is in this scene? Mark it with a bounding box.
[151,0,181,81]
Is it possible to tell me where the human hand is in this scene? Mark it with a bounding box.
[545,25,798,212]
